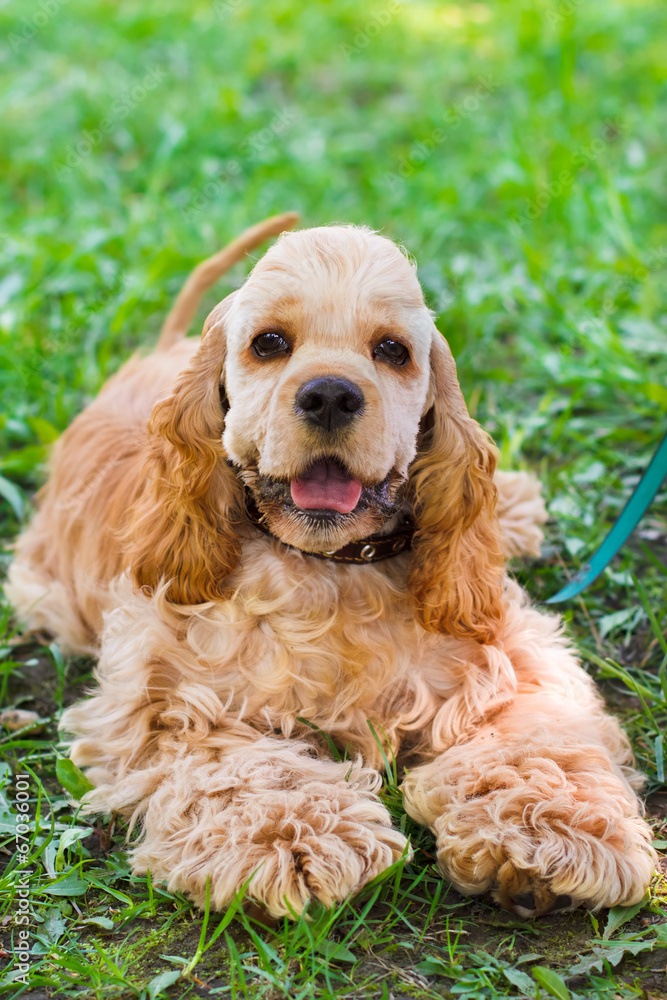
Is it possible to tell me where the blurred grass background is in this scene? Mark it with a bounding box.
[1,0,666,997]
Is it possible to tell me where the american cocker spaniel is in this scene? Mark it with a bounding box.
[8,213,655,918]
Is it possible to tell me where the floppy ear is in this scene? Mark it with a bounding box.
[123,298,244,604]
[407,330,505,645]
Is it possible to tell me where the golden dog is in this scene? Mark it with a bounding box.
[8,213,654,917]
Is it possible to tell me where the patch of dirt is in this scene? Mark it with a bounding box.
[4,641,92,716]
[648,790,667,826]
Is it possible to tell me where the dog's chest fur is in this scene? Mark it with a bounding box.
[130,535,470,762]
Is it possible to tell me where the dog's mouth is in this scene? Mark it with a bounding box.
[241,455,405,551]
[290,458,362,514]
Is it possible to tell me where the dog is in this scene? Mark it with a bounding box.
[7,213,655,918]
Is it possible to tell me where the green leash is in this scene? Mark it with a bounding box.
[546,433,667,604]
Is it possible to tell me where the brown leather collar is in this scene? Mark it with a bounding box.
[244,491,413,564]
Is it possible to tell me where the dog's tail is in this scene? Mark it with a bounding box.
[157,211,300,351]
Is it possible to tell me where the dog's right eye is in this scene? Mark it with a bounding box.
[252,332,290,357]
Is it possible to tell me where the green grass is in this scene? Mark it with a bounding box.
[1,0,667,996]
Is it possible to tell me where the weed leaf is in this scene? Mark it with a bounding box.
[146,969,182,998]
[42,873,88,896]
[603,895,649,939]
[504,966,538,994]
[0,472,23,519]
[314,939,357,963]
[533,966,570,999]
[56,758,94,800]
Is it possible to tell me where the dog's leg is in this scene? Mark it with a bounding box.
[68,724,405,916]
[6,514,102,655]
[61,613,406,916]
[402,592,656,916]
[495,470,548,559]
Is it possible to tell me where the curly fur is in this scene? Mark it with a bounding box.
[6,219,655,918]
[408,332,506,644]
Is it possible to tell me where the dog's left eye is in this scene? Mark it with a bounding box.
[374,338,410,366]
[252,332,290,357]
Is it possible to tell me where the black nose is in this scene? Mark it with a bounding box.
[294,377,364,431]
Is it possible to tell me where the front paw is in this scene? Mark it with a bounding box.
[404,742,656,916]
[210,785,407,916]
[133,750,407,917]
[435,822,654,917]
[492,873,579,918]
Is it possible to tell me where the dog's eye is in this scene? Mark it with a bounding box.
[373,338,409,366]
[252,332,290,357]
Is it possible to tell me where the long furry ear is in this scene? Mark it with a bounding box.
[123,299,244,604]
[407,330,506,645]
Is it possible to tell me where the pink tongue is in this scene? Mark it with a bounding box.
[291,460,362,514]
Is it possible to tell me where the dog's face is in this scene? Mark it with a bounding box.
[131,224,506,645]
[220,227,433,552]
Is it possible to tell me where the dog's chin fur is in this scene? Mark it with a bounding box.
[242,466,405,552]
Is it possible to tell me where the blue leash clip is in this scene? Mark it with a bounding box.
[546,433,667,603]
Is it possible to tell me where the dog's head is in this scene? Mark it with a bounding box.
[127,226,505,643]
[223,227,432,551]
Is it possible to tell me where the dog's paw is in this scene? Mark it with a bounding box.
[432,769,655,915]
[449,830,655,917]
[494,879,578,918]
[495,469,548,559]
[404,741,656,916]
[132,747,407,917]
[213,788,407,916]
